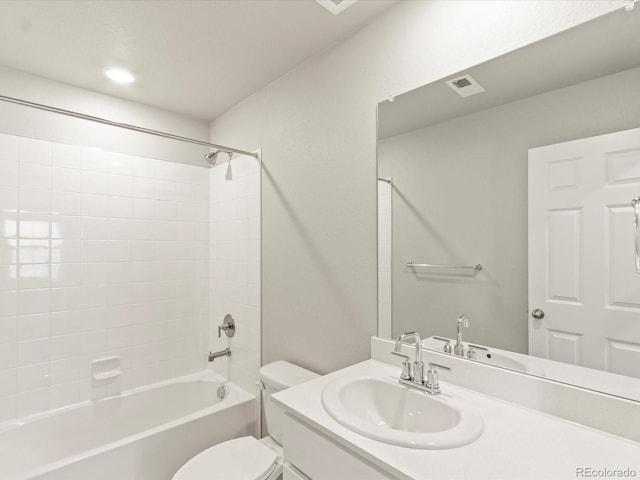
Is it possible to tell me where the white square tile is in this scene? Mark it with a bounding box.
[156,161,178,181]
[132,156,155,179]
[51,191,82,216]
[51,143,82,169]
[82,171,108,195]
[50,381,80,408]
[18,214,50,239]
[107,218,132,240]
[156,180,177,202]
[51,167,82,192]
[17,289,50,316]
[17,362,49,391]
[81,194,108,217]
[156,200,176,221]
[107,196,132,219]
[51,216,82,239]
[51,263,82,287]
[0,134,18,163]
[0,239,18,264]
[0,186,18,213]
[20,163,50,190]
[133,177,155,199]
[81,241,108,262]
[82,148,109,173]
[17,387,49,417]
[81,217,108,240]
[133,198,155,220]
[17,264,50,290]
[19,138,51,165]
[18,313,50,341]
[107,240,132,262]
[0,214,18,239]
[17,337,49,366]
[81,263,106,285]
[51,239,82,263]
[0,265,17,291]
[0,369,16,397]
[0,342,17,370]
[18,239,50,264]
[0,161,19,187]
[108,174,133,197]
[109,153,133,176]
[19,188,51,214]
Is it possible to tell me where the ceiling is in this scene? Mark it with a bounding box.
[0,0,398,121]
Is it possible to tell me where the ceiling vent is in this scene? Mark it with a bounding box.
[315,0,358,15]
[445,74,485,98]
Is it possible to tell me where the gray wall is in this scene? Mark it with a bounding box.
[208,1,622,374]
[379,66,640,353]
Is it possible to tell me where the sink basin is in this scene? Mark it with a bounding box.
[321,377,483,449]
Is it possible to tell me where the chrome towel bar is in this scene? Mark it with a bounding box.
[632,197,640,274]
[406,261,483,271]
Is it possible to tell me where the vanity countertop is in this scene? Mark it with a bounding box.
[272,359,640,480]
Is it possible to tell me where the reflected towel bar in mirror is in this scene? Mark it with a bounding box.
[406,261,483,271]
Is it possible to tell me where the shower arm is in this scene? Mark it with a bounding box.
[0,93,258,159]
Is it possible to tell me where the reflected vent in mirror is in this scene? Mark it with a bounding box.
[446,74,486,98]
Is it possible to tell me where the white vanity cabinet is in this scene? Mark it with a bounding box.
[282,414,395,480]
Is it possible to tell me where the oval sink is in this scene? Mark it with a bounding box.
[321,377,483,449]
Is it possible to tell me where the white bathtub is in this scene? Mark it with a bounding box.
[0,371,255,480]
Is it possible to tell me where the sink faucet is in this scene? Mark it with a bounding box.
[393,331,424,384]
[391,333,452,395]
[454,315,469,357]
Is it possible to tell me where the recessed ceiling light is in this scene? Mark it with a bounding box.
[105,68,135,84]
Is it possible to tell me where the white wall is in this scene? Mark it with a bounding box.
[209,0,623,374]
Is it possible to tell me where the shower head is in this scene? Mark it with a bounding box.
[204,150,220,166]
[204,150,233,167]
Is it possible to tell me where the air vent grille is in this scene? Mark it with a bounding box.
[446,74,485,98]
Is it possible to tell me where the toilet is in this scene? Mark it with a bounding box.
[173,361,319,480]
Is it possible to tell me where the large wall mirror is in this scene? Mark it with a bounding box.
[377,7,640,401]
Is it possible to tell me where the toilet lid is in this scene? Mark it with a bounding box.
[173,436,278,480]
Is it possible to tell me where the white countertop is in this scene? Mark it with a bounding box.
[272,359,640,480]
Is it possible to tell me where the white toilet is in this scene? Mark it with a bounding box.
[173,361,319,480]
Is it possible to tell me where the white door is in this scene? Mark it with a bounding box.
[529,127,640,378]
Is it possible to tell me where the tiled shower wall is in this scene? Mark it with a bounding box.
[208,154,260,397]
[0,133,210,421]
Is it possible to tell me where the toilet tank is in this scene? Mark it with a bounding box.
[260,361,319,445]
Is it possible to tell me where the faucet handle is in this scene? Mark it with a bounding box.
[466,344,488,360]
[425,363,451,395]
[391,351,413,380]
[433,336,453,354]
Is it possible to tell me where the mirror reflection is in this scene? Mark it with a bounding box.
[377,8,640,401]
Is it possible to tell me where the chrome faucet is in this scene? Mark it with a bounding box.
[393,331,424,384]
[454,315,469,357]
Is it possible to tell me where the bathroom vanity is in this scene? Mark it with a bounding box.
[273,354,640,480]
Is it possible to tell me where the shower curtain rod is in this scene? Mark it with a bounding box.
[0,94,259,159]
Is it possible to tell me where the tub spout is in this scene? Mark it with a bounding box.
[208,347,231,362]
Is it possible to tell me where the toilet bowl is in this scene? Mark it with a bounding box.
[173,361,318,480]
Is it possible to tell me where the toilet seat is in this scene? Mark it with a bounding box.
[172,436,279,480]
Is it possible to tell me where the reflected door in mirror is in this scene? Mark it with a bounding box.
[529,127,640,378]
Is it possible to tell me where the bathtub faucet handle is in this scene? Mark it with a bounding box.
[218,314,236,338]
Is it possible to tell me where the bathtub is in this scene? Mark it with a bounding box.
[0,371,255,480]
